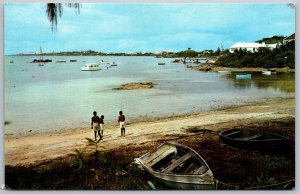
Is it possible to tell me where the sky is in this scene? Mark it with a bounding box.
[4,3,295,55]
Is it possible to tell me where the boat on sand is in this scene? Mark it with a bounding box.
[134,142,215,190]
[218,129,290,153]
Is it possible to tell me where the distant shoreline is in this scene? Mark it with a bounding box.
[6,55,295,73]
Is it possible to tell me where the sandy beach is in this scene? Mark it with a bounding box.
[5,97,295,167]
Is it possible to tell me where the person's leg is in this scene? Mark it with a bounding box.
[94,131,97,140]
[122,122,126,136]
[120,122,123,136]
[98,130,102,140]
[100,124,104,136]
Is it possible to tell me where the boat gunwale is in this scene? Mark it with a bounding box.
[218,129,289,142]
[135,142,214,181]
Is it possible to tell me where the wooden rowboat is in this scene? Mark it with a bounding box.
[218,129,290,153]
[134,142,215,190]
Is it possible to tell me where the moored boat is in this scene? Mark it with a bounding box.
[99,60,116,65]
[81,63,101,71]
[30,47,52,63]
[158,62,165,65]
[268,68,277,72]
[218,129,290,153]
[262,70,271,75]
[217,70,231,74]
[134,142,215,190]
[30,59,52,63]
[109,62,117,66]
[236,74,251,79]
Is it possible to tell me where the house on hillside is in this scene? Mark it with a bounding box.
[229,33,294,53]
[229,42,267,53]
[283,33,295,44]
[265,43,278,50]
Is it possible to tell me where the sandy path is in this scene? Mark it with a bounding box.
[5,98,295,166]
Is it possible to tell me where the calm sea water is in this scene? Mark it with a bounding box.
[4,56,294,135]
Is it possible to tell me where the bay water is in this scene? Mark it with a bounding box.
[4,56,294,135]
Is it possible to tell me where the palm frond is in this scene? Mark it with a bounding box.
[66,3,80,13]
[46,3,80,32]
[46,3,58,31]
[69,149,85,170]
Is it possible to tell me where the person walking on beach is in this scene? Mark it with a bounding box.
[118,111,126,137]
[91,111,102,140]
[99,115,105,137]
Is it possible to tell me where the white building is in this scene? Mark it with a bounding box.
[229,42,267,53]
[265,43,278,50]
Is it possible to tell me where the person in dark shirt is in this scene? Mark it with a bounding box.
[91,111,101,140]
[118,111,126,137]
[99,115,105,137]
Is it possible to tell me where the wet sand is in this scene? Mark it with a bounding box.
[5,97,295,167]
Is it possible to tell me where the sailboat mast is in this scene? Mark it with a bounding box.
[40,46,43,61]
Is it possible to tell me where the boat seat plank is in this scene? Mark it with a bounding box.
[193,165,207,175]
[147,151,175,167]
[225,130,242,137]
[246,134,263,140]
[161,153,192,173]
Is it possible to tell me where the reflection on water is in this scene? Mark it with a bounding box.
[226,72,295,93]
[4,56,295,134]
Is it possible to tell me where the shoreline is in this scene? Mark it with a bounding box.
[5,97,295,167]
[5,94,294,138]
[191,63,295,73]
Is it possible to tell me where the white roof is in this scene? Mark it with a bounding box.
[230,42,266,49]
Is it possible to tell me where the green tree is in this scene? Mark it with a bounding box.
[176,48,198,63]
[215,39,294,69]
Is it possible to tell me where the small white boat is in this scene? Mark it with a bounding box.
[109,62,117,66]
[134,142,215,190]
[236,74,251,79]
[81,63,101,71]
[99,60,116,65]
[217,70,231,74]
[262,70,271,75]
